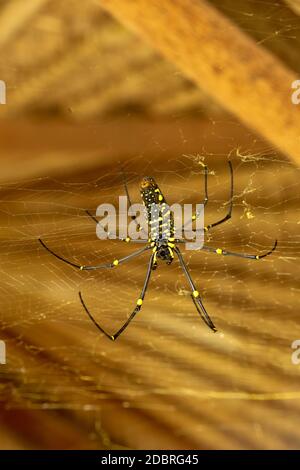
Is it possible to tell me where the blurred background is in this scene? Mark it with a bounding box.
[0,0,299,449]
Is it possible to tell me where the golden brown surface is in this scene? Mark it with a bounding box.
[0,117,299,449]
[0,0,299,450]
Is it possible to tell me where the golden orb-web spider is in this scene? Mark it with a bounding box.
[39,162,277,340]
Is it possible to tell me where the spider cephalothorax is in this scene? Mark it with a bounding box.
[39,161,277,341]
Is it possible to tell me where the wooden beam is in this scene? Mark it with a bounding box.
[99,0,300,165]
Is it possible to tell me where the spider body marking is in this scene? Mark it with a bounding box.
[39,161,277,341]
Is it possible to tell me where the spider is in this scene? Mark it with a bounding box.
[39,162,277,340]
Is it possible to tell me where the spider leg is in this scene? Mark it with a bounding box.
[120,238,149,244]
[85,209,99,224]
[181,161,232,238]
[204,161,233,232]
[171,239,278,261]
[39,238,150,270]
[79,252,155,340]
[85,168,148,241]
[174,247,217,332]
[191,161,209,210]
[182,162,208,233]
[201,239,277,260]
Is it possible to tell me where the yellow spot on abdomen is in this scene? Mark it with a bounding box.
[193,290,199,298]
[137,298,143,306]
[113,259,119,266]
[216,248,223,255]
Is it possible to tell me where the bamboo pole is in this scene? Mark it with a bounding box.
[99,0,300,165]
